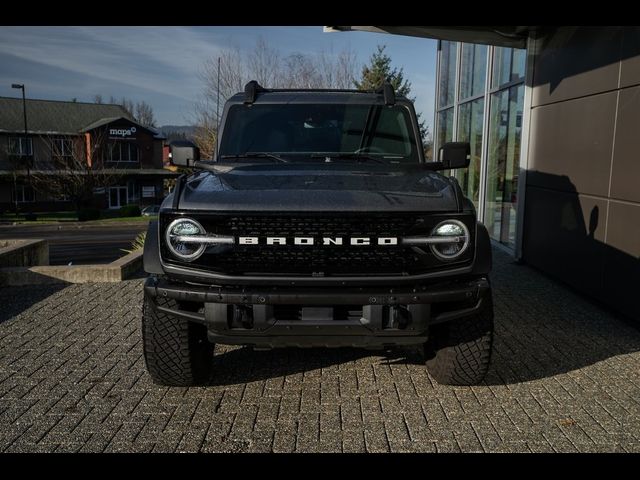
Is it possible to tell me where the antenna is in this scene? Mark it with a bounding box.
[215,56,221,136]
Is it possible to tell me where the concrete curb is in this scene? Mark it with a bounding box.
[0,239,49,268]
[0,249,143,286]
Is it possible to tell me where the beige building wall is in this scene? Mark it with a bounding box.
[523,26,640,320]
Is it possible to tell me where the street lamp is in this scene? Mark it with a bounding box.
[11,83,32,218]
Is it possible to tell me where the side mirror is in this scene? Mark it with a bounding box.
[170,141,200,167]
[438,142,470,169]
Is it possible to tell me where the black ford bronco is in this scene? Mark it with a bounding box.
[142,81,493,386]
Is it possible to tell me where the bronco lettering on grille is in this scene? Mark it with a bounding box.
[238,237,398,246]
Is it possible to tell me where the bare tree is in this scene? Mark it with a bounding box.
[135,101,156,127]
[119,97,135,117]
[191,47,247,158]
[100,95,157,127]
[191,38,359,157]
[30,132,122,214]
[334,48,358,88]
[283,53,322,88]
[316,47,358,89]
[191,101,218,160]
[248,36,282,87]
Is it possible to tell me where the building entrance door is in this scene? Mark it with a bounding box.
[109,186,128,209]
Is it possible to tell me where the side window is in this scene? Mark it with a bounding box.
[369,109,414,156]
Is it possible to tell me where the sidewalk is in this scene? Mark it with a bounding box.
[1,247,639,452]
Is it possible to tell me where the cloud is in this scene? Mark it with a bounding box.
[0,26,227,102]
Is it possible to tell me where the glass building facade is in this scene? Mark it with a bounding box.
[435,41,526,250]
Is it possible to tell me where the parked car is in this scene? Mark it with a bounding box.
[141,205,161,216]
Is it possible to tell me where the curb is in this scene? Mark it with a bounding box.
[0,249,143,285]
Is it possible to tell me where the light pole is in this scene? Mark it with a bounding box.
[12,83,32,218]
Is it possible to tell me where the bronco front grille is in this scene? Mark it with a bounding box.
[160,213,474,277]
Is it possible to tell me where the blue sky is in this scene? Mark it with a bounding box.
[0,26,437,130]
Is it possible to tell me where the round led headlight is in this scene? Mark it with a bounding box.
[429,220,470,260]
[165,218,206,261]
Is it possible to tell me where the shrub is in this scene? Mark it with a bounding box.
[122,231,146,254]
[119,204,141,218]
[78,208,100,221]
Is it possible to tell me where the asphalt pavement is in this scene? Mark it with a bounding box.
[0,222,149,265]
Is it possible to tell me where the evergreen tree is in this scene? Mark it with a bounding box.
[354,45,428,143]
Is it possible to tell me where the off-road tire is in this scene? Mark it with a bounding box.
[142,295,214,386]
[425,297,494,386]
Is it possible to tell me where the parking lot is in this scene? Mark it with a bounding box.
[1,248,639,453]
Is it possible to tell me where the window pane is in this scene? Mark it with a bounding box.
[512,48,526,81]
[438,41,457,108]
[9,138,19,155]
[21,138,32,155]
[491,47,512,88]
[108,142,119,161]
[63,138,73,156]
[9,137,31,156]
[492,47,526,88]
[436,108,454,152]
[484,84,524,248]
[130,144,138,162]
[460,43,487,100]
[456,98,484,208]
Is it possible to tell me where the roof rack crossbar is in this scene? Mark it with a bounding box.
[241,80,397,104]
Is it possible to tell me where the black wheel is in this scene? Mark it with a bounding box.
[142,295,214,386]
[425,296,494,386]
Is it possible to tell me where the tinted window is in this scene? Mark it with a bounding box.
[219,103,421,163]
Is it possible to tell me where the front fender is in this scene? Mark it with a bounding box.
[471,222,492,275]
[143,220,163,274]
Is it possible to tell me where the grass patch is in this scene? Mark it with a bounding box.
[1,211,79,222]
[95,216,157,223]
[0,211,156,224]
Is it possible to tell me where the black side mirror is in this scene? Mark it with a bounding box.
[439,142,470,169]
[170,141,200,167]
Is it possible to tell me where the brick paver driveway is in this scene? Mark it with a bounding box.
[1,248,639,453]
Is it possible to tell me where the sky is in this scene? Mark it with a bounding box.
[0,26,437,132]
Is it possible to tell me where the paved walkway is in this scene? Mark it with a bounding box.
[1,248,639,452]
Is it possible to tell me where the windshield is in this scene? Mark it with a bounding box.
[218,102,421,163]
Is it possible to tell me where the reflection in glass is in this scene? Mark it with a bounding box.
[492,47,525,88]
[438,41,457,108]
[460,44,487,100]
[512,49,526,81]
[485,85,524,248]
[437,108,454,152]
[492,47,511,88]
[456,98,484,209]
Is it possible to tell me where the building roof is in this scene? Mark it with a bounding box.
[324,26,542,49]
[0,96,133,135]
[80,117,126,132]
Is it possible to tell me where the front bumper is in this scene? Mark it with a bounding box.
[144,276,491,348]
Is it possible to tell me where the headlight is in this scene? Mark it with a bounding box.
[429,220,470,260]
[165,218,206,261]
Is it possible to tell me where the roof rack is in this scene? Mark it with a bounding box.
[243,80,264,104]
[242,80,397,105]
[377,82,395,106]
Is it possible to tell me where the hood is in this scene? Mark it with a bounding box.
[170,163,460,213]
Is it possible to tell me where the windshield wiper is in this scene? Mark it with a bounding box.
[219,152,289,163]
[310,153,387,164]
